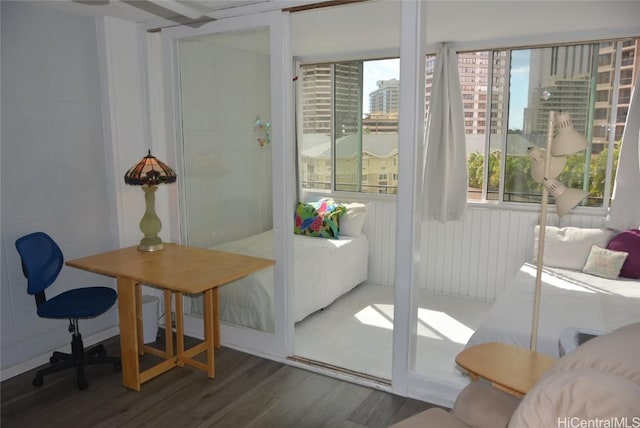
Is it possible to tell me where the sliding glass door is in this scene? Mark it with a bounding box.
[161,11,294,359]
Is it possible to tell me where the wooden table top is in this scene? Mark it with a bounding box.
[455,342,556,396]
[66,243,275,295]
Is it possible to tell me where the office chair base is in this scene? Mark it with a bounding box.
[33,334,121,391]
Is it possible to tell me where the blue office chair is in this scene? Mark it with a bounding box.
[15,232,121,390]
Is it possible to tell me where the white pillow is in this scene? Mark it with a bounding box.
[339,202,368,237]
[582,245,628,279]
[533,226,615,270]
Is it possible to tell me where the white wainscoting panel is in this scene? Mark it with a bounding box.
[421,209,539,301]
[188,199,610,312]
[362,201,608,302]
[362,199,397,287]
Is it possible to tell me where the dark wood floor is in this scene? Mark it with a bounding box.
[1,332,440,428]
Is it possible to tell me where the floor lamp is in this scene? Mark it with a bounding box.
[528,111,589,351]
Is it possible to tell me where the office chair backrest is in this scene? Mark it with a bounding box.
[15,232,64,299]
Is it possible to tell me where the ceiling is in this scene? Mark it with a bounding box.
[27,0,326,29]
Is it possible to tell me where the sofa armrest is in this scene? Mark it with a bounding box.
[453,381,521,428]
[391,381,521,428]
[390,408,470,428]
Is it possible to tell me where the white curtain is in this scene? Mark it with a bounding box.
[606,73,640,230]
[422,45,467,222]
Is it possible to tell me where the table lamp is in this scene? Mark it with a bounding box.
[124,150,177,251]
[528,111,589,351]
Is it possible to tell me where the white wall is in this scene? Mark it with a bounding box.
[290,1,640,59]
[0,2,118,375]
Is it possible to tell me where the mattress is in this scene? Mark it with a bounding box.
[466,262,640,357]
[213,229,369,331]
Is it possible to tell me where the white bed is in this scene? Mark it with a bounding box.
[212,229,369,331]
[466,262,640,357]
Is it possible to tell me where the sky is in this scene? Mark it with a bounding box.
[508,50,531,130]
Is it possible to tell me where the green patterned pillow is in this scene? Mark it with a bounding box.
[294,199,346,239]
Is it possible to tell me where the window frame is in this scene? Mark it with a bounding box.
[455,38,635,216]
[296,57,400,199]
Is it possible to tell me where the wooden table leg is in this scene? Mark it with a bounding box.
[164,289,173,358]
[175,292,184,367]
[203,288,216,378]
[135,283,144,355]
[116,277,141,391]
[213,288,220,349]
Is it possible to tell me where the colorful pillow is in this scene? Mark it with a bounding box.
[582,245,628,279]
[606,229,640,279]
[294,199,346,239]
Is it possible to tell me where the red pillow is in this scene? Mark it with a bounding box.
[606,229,640,279]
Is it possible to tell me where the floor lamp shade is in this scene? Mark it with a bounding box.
[124,151,177,252]
[544,179,590,219]
[528,147,566,183]
[552,113,589,156]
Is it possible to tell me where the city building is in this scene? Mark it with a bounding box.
[369,78,399,113]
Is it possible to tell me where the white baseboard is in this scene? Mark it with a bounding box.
[0,326,120,382]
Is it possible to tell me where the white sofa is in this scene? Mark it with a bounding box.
[392,323,640,428]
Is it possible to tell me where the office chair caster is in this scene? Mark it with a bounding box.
[77,378,88,391]
[33,375,43,387]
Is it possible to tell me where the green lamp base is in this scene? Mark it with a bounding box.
[138,185,164,252]
[138,241,164,252]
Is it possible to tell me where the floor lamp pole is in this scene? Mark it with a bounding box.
[530,110,555,351]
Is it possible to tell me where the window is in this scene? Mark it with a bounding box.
[596,90,609,103]
[444,38,639,208]
[598,71,611,84]
[299,59,399,194]
[298,38,637,204]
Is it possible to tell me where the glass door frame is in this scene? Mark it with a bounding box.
[158,11,296,360]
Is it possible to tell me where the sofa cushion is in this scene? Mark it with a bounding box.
[339,202,368,237]
[508,368,640,428]
[534,226,615,270]
[453,381,521,428]
[543,322,640,384]
[607,229,640,278]
[582,244,628,279]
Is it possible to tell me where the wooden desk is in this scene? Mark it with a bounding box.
[455,342,556,397]
[67,243,274,391]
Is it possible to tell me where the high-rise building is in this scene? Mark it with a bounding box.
[593,39,639,147]
[300,62,362,136]
[425,51,508,136]
[369,79,399,113]
[525,45,594,140]
[524,39,638,151]
[301,64,332,135]
[334,62,362,137]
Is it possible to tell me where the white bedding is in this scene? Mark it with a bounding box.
[213,229,368,331]
[466,263,640,357]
